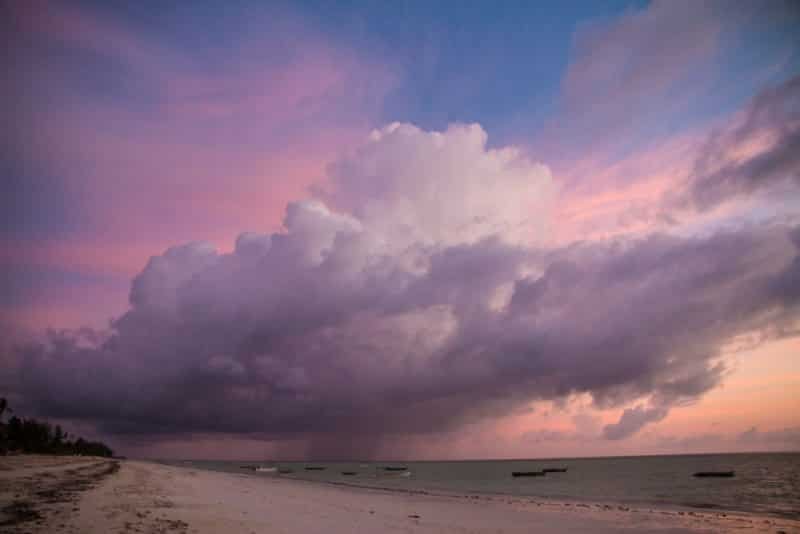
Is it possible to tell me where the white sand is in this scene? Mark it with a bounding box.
[2,456,798,533]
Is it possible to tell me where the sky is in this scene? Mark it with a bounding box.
[1,0,799,460]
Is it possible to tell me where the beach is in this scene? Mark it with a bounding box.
[2,455,798,533]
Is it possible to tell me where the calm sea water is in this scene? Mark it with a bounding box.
[163,453,800,519]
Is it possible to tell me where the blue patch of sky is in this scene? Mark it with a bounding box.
[54,1,798,158]
[707,2,800,115]
[75,0,647,147]
[288,0,647,145]
[659,2,799,140]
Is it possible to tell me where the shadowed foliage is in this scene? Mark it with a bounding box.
[0,398,112,457]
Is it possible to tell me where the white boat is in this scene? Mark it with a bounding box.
[255,466,277,473]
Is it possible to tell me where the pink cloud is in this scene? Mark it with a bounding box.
[15,1,160,67]
[561,0,722,112]
[7,0,395,330]
[549,74,800,245]
[532,0,733,170]
[548,130,699,243]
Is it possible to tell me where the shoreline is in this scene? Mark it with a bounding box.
[160,456,800,522]
[173,461,800,523]
[2,455,798,533]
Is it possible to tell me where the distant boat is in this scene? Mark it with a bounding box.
[512,471,545,477]
[383,466,408,471]
[542,467,568,473]
[277,468,293,474]
[693,471,734,478]
[341,471,357,476]
[305,466,326,471]
[255,466,277,473]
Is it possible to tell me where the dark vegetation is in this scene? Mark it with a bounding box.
[0,397,113,457]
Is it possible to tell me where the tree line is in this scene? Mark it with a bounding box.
[0,397,113,457]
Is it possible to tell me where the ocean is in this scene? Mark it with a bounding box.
[163,452,800,519]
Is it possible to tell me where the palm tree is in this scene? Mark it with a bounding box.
[0,397,7,454]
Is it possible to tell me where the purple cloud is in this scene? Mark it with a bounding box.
[683,75,800,211]
[603,405,668,440]
[3,124,799,457]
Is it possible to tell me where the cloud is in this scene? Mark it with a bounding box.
[322,122,556,249]
[603,404,668,440]
[3,123,800,457]
[550,74,800,245]
[540,0,730,166]
[540,0,800,242]
[544,0,799,165]
[563,1,720,118]
[2,0,396,332]
[679,75,800,212]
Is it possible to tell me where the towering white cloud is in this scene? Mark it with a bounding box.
[324,122,556,250]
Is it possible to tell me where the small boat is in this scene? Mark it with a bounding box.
[512,471,545,477]
[255,466,277,473]
[693,471,734,478]
[277,468,293,474]
[341,471,357,476]
[542,467,568,473]
[239,465,258,469]
[305,466,326,471]
[383,466,408,471]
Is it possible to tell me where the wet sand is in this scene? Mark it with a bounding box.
[1,455,798,533]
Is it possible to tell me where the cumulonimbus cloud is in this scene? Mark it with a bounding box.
[3,123,799,456]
